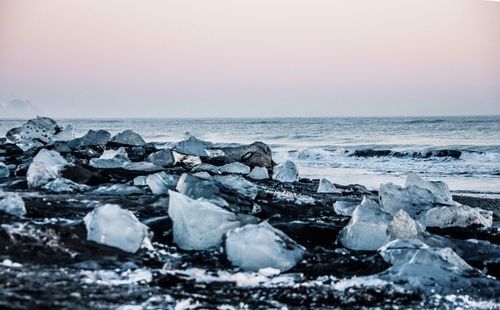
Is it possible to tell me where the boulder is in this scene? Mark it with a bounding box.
[205,142,273,169]
[0,162,9,178]
[225,222,305,272]
[405,174,453,204]
[272,160,299,183]
[84,204,151,253]
[191,163,221,175]
[110,130,146,146]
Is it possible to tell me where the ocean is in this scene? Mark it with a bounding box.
[1,116,499,194]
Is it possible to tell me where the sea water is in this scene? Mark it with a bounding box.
[1,116,499,193]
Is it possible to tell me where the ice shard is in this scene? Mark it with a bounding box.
[26,149,68,188]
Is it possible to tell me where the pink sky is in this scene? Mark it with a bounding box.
[1,0,499,117]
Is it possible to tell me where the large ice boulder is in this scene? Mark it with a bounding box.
[218,162,251,175]
[6,116,60,143]
[0,162,9,178]
[379,182,454,218]
[338,198,393,251]
[171,150,202,169]
[110,130,146,146]
[248,166,269,180]
[377,239,488,293]
[146,149,175,167]
[272,160,299,183]
[418,204,492,228]
[176,173,228,208]
[26,149,68,188]
[0,191,26,217]
[225,222,305,272]
[89,147,130,169]
[67,129,111,149]
[84,204,151,253]
[168,190,251,250]
[405,174,453,203]
[172,136,213,157]
[205,142,273,169]
[146,172,179,194]
[317,178,341,194]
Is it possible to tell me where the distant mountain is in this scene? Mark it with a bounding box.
[0,99,40,118]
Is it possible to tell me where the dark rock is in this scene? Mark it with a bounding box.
[204,141,273,170]
[68,130,111,149]
[127,146,146,162]
[61,164,107,185]
[110,130,145,146]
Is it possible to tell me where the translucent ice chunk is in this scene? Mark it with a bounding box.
[0,191,26,217]
[90,184,144,195]
[52,124,74,141]
[379,182,452,217]
[172,136,213,157]
[333,200,359,217]
[218,162,251,175]
[26,149,68,188]
[42,177,91,193]
[418,204,492,228]
[225,222,305,272]
[146,172,179,194]
[405,174,453,203]
[387,209,419,240]
[191,163,221,175]
[146,149,175,167]
[247,166,269,180]
[317,178,341,194]
[168,190,242,250]
[272,160,299,183]
[89,147,130,169]
[213,174,259,200]
[110,130,146,146]
[338,198,392,251]
[84,204,150,253]
[0,162,9,178]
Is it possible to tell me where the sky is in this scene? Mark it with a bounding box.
[1,0,499,118]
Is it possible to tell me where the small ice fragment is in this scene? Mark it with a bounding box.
[146,172,178,194]
[317,178,342,194]
[0,162,9,178]
[387,209,419,239]
[42,177,91,193]
[146,149,175,167]
[26,149,68,188]
[133,175,148,186]
[90,184,144,195]
[218,162,251,174]
[123,162,162,172]
[89,147,130,169]
[333,200,359,217]
[225,221,305,272]
[0,191,26,217]
[338,197,392,251]
[417,204,492,228]
[52,124,74,141]
[84,204,150,253]
[168,190,242,250]
[272,160,299,183]
[191,163,221,174]
[213,174,259,200]
[247,166,269,180]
